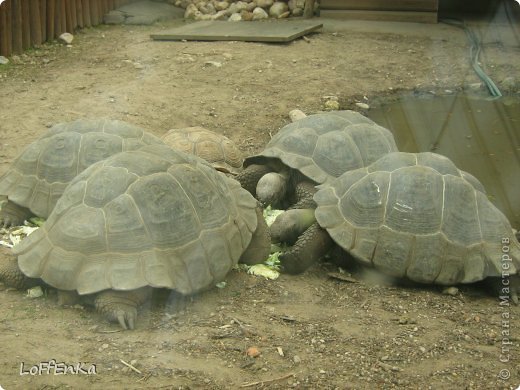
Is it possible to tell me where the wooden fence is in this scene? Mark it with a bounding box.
[320,0,439,23]
[0,0,137,57]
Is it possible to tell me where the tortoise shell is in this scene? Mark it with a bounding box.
[244,111,399,185]
[162,127,243,175]
[13,145,259,295]
[314,152,520,285]
[0,118,163,219]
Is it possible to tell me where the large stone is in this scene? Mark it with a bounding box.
[269,1,288,17]
[291,7,303,16]
[252,6,268,19]
[288,0,304,10]
[228,1,249,14]
[184,3,201,18]
[241,10,254,20]
[246,1,257,11]
[256,0,273,8]
[212,10,229,19]
[196,13,214,20]
[228,12,242,21]
[214,1,230,10]
[199,2,217,14]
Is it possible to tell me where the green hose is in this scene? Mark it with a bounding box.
[441,18,503,98]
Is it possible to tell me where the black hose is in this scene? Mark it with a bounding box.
[441,18,503,98]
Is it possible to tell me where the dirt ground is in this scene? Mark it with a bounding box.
[1,8,520,390]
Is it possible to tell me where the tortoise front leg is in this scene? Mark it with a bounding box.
[235,164,273,196]
[94,287,152,330]
[270,208,316,244]
[289,180,317,210]
[1,201,33,228]
[280,222,334,274]
[240,206,271,265]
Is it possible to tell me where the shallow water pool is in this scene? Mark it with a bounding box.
[368,93,520,229]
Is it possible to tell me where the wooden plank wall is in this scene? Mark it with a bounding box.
[320,0,439,23]
[0,0,136,57]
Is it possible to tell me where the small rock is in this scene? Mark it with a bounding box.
[419,346,427,353]
[293,355,301,364]
[101,343,109,349]
[0,56,9,65]
[467,82,482,91]
[355,102,370,109]
[204,61,223,68]
[289,109,307,122]
[26,286,43,298]
[252,7,268,20]
[324,100,340,111]
[246,346,261,358]
[442,286,459,296]
[58,32,74,45]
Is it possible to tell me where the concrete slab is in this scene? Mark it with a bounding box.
[150,20,323,42]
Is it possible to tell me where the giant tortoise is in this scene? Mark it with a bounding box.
[272,152,520,299]
[0,118,163,227]
[161,126,244,175]
[236,110,399,209]
[0,145,270,329]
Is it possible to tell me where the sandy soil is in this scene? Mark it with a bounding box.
[0,12,519,390]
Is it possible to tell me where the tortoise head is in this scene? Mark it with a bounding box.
[256,172,288,208]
